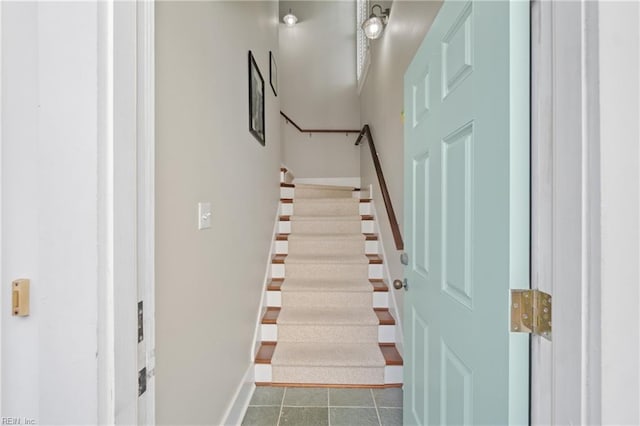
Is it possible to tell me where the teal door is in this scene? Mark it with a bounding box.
[403,1,530,425]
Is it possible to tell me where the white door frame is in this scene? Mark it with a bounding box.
[136,0,156,423]
[98,0,156,423]
[530,0,600,423]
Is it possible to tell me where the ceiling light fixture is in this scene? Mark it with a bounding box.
[283,8,298,27]
[362,4,390,40]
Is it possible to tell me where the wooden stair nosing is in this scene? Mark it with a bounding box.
[280,183,295,188]
[280,198,371,203]
[267,278,387,292]
[267,279,284,291]
[380,343,404,366]
[272,254,382,264]
[261,307,281,324]
[255,341,276,364]
[261,307,392,326]
[276,233,378,241]
[374,308,396,325]
[279,215,374,221]
[370,279,389,292]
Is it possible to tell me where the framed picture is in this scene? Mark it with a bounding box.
[269,51,278,97]
[248,51,265,146]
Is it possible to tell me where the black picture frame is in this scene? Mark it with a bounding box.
[269,51,278,97]
[248,51,265,146]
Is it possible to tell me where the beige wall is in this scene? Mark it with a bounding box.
[279,1,361,178]
[359,0,442,321]
[155,2,280,424]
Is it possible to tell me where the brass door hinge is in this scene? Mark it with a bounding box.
[511,289,552,340]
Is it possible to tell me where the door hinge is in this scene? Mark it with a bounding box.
[510,289,552,340]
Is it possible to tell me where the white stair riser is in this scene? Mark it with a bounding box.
[281,187,294,199]
[384,366,403,385]
[272,263,383,280]
[255,364,272,383]
[278,325,378,343]
[373,292,389,308]
[379,325,395,343]
[275,240,378,255]
[267,290,388,309]
[267,290,282,307]
[279,221,291,234]
[262,324,277,341]
[281,204,293,216]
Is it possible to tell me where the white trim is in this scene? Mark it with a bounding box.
[252,204,281,358]
[137,1,156,423]
[0,0,4,414]
[220,365,256,426]
[531,1,603,423]
[97,0,116,423]
[357,49,371,95]
[369,200,403,356]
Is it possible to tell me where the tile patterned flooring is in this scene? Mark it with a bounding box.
[241,387,403,426]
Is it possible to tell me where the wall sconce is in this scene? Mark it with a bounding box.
[362,4,390,40]
[283,8,298,27]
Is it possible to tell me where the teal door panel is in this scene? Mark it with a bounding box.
[403,1,530,425]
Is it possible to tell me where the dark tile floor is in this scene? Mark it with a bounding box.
[242,387,402,426]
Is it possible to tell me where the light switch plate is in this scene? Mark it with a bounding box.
[198,202,212,230]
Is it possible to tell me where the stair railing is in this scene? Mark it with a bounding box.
[280,111,361,135]
[355,125,404,251]
[280,111,404,251]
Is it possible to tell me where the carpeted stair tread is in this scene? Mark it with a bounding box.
[294,183,355,191]
[284,254,369,265]
[280,279,372,293]
[293,197,359,204]
[271,342,385,367]
[290,215,361,222]
[277,307,378,325]
[287,233,365,241]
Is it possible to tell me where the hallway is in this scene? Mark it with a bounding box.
[241,386,402,426]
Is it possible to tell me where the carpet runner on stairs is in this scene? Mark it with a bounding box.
[269,183,387,385]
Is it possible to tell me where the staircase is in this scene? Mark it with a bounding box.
[254,168,403,387]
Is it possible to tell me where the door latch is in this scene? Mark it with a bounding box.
[510,289,552,340]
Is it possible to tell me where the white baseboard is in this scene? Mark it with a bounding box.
[293,177,362,188]
[220,364,255,426]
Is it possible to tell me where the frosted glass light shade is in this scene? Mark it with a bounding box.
[362,16,384,39]
[283,10,298,27]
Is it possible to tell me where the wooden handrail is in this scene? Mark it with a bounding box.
[280,111,361,134]
[355,125,404,251]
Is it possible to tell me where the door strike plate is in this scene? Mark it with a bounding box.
[510,289,551,340]
[12,279,30,316]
